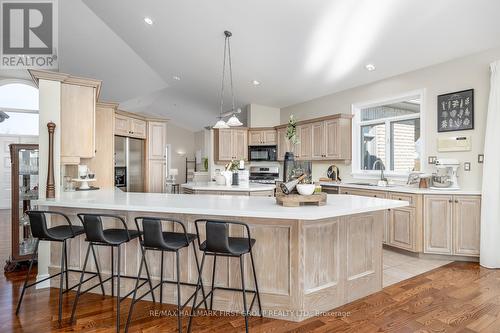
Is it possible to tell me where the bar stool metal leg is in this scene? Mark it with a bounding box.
[176,250,182,333]
[116,244,121,333]
[16,239,39,315]
[140,243,156,303]
[64,241,69,291]
[57,241,66,326]
[90,243,106,296]
[250,249,263,317]
[239,255,249,333]
[125,248,145,333]
[70,243,91,323]
[187,251,206,333]
[160,250,164,303]
[191,243,208,310]
[209,254,217,311]
[111,247,114,297]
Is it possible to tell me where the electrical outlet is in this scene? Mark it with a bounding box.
[428,156,437,164]
[478,154,484,163]
[464,162,471,171]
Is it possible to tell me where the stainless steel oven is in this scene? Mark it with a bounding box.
[248,145,277,162]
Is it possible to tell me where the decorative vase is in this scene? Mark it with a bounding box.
[232,171,239,186]
[221,170,232,186]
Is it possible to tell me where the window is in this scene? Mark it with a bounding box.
[353,92,423,177]
[0,82,39,136]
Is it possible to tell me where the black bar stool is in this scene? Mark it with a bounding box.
[16,210,103,326]
[70,213,156,333]
[188,219,263,333]
[125,217,208,333]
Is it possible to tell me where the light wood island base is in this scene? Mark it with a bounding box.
[43,207,384,322]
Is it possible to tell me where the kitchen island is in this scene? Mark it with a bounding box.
[181,182,275,196]
[36,190,407,321]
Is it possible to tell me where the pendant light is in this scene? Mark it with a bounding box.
[213,30,242,128]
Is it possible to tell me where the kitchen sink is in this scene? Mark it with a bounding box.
[347,182,398,188]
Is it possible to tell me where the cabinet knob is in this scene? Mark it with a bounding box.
[455,200,459,203]
[449,200,453,203]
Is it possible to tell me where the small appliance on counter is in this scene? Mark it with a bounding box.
[430,158,460,190]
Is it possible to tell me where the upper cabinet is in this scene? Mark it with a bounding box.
[214,128,248,162]
[248,129,277,146]
[60,84,96,161]
[276,114,352,161]
[114,112,147,139]
[147,121,167,160]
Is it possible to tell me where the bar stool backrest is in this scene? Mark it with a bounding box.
[205,221,231,253]
[77,213,130,244]
[26,211,50,239]
[135,217,190,250]
[26,210,76,240]
[142,218,166,248]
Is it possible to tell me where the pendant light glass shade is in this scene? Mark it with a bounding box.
[226,114,243,126]
[213,119,229,129]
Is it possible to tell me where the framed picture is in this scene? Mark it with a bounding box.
[437,89,474,132]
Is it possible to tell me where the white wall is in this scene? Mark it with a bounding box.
[281,47,500,190]
[247,104,281,127]
[166,122,195,184]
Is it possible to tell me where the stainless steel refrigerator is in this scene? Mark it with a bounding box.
[114,136,145,192]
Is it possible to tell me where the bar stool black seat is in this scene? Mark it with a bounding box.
[70,213,155,333]
[188,219,263,333]
[125,217,208,333]
[16,211,103,327]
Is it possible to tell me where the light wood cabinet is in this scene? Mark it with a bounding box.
[248,129,276,146]
[60,83,96,160]
[277,127,287,161]
[453,196,481,256]
[296,124,312,160]
[114,113,146,139]
[423,195,481,256]
[147,159,166,193]
[389,207,416,251]
[81,102,117,189]
[275,114,352,162]
[214,128,248,162]
[147,121,167,160]
[311,121,325,159]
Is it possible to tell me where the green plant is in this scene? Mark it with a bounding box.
[225,159,239,172]
[286,114,300,146]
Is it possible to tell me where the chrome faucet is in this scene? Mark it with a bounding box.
[372,160,387,182]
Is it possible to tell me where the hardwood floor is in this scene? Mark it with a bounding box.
[3,261,500,332]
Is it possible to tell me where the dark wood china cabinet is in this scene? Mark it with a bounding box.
[6,144,39,271]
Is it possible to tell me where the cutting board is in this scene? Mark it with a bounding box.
[276,193,327,207]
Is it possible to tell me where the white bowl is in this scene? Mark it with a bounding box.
[296,184,315,195]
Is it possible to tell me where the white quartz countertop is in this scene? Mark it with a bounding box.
[181,182,275,192]
[35,189,408,221]
[320,182,482,195]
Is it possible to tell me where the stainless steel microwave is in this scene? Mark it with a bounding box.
[248,145,277,161]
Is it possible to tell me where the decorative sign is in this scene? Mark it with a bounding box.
[437,89,474,132]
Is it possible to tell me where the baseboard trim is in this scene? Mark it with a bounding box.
[35,274,50,289]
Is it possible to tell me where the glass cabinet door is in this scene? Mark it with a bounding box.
[10,144,39,263]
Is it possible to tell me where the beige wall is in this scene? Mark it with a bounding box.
[167,122,195,184]
[247,104,281,127]
[281,47,500,190]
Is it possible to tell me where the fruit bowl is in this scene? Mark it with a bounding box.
[296,184,315,196]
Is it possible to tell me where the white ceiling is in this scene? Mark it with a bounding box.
[56,0,500,130]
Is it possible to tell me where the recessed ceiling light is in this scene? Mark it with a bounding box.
[365,64,376,71]
[252,80,261,86]
[144,17,153,25]
[173,75,181,81]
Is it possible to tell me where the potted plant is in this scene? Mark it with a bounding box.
[285,114,300,161]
